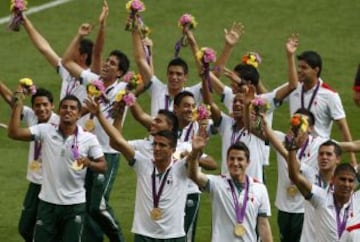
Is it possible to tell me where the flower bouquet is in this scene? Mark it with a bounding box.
[241,52,262,68]
[123,71,143,91]
[86,79,105,98]
[192,104,211,121]
[249,97,270,132]
[284,114,309,150]
[197,47,216,92]
[174,13,197,57]
[8,0,27,32]
[19,77,36,95]
[124,0,145,32]
[109,90,136,118]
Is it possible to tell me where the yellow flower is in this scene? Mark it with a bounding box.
[115,90,126,102]
[19,78,33,86]
[87,85,101,97]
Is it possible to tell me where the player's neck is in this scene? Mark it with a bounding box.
[155,158,172,173]
[303,78,318,91]
[59,123,77,138]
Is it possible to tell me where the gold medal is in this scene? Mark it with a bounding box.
[287,185,298,196]
[29,160,42,171]
[150,207,162,220]
[85,119,95,132]
[71,160,84,171]
[234,223,246,237]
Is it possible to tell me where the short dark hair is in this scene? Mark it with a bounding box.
[167,57,188,75]
[227,141,250,162]
[154,130,178,149]
[157,109,179,134]
[31,88,54,105]
[297,51,322,77]
[233,63,260,86]
[294,108,315,126]
[109,50,130,78]
[334,163,356,177]
[319,140,342,157]
[174,90,195,106]
[80,38,94,67]
[59,95,82,111]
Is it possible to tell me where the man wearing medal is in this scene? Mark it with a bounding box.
[286,50,357,166]
[0,84,59,242]
[188,137,273,242]
[131,20,203,117]
[121,91,217,242]
[286,129,360,242]
[8,93,107,242]
[85,98,199,242]
[63,17,135,241]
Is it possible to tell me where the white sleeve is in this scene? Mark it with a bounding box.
[309,184,327,208]
[258,184,271,216]
[147,76,164,96]
[329,92,346,120]
[88,135,104,159]
[80,70,100,85]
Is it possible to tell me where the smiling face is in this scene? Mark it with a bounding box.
[227,149,249,179]
[174,96,195,126]
[232,93,245,119]
[59,99,81,125]
[101,55,122,83]
[166,65,187,92]
[152,135,175,164]
[32,96,54,123]
[150,114,172,135]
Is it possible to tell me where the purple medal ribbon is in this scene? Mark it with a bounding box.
[65,78,78,96]
[231,127,246,145]
[152,166,172,208]
[33,140,42,160]
[297,137,309,160]
[301,80,320,110]
[334,195,351,239]
[228,176,249,224]
[183,122,194,142]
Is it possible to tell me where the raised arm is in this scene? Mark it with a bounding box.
[62,23,93,79]
[274,34,299,102]
[129,101,152,130]
[213,22,244,78]
[132,23,153,87]
[202,72,222,125]
[22,15,60,68]
[335,118,357,167]
[8,86,33,141]
[84,98,135,161]
[288,148,313,198]
[0,81,14,106]
[339,140,360,152]
[187,134,209,188]
[91,0,109,74]
[185,28,225,96]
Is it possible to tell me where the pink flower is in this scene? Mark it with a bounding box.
[126,0,145,12]
[203,48,216,63]
[91,80,105,92]
[178,13,197,29]
[122,93,136,106]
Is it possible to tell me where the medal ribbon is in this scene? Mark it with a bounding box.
[65,78,78,96]
[183,122,194,142]
[301,80,320,110]
[33,140,42,161]
[152,166,172,208]
[165,95,171,110]
[231,127,246,145]
[297,137,309,160]
[228,176,249,224]
[334,195,351,239]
